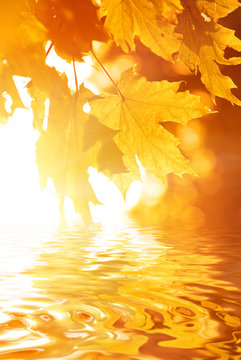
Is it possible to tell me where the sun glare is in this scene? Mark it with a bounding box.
[43,44,149,224]
[0,65,125,227]
[88,167,126,224]
[0,44,164,228]
[0,107,60,229]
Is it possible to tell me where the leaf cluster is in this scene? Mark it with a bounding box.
[0,0,240,219]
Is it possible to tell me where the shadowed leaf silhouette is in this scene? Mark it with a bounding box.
[176,0,241,104]
[35,0,107,61]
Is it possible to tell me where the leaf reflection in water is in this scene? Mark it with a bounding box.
[0,221,241,359]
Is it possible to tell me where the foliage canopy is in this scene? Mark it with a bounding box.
[0,0,240,220]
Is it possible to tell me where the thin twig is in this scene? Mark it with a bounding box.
[72,57,79,92]
[90,50,125,100]
[46,42,54,58]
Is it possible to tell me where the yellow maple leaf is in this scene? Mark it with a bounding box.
[195,0,240,20]
[90,68,210,182]
[0,0,48,117]
[176,0,241,104]
[99,0,182,61]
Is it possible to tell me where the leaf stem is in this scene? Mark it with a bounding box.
[46,42,54,58]
[72,57,79,92]
[90,50,124,100]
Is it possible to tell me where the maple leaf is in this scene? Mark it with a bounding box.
[35,0,107,61]
[0,1,48,117]
[195,0,241,20]
[152,0,183,16]
[30,78,101,222]
[0,1,47,63]
[90,68,210,187]
[99,0,182,61]
[176,0,241,105]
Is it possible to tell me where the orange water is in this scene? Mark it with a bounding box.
[0,221,241,359]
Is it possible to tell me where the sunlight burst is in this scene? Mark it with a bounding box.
[0,108,60,229]
[0,45,163,228]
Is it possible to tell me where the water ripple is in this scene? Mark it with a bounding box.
[0,224,241,359]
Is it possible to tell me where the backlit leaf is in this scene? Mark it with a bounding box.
[30,78,100,221]
[195,0,241,20]
[176,0,241,104]
[0,1,48,116]
[99,0,182,61]
[90,68,210,187]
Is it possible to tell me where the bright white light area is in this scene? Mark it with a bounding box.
[13,75,32,107]
[63,196,82,226]
[43,98,50,131]
[0,76,59,229]
[88,167,126,224]
[83,102,91,114]
[125,180,143,209]
[2,92,13,114]
[0,108,60,229]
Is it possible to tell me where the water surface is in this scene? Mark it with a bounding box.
[0,221,241,359]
